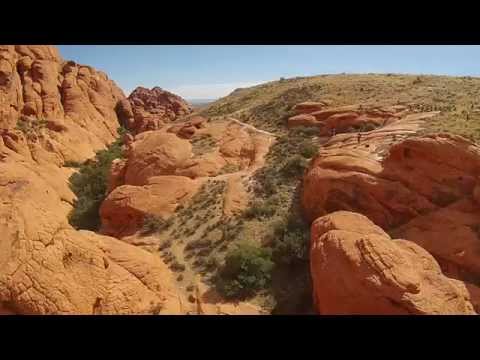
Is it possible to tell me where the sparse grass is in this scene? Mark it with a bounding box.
[218,163,242,175]
[141,215,172,235]
[244,199,276,220]
[191,134,216,156]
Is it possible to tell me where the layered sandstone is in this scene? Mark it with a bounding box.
[288,103,407,135]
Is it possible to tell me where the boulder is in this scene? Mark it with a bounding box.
[310,211,476,315]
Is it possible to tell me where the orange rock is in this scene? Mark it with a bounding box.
[0,45,128,164]
[310,211,476,315]
[107,158,127,193]
[292,101,328,114]
[100,175,201,238]
[0,157,184,314]
[390,199,480,282]
[124,131,193,186]
[302,125,474,230]
[287,114,321,129]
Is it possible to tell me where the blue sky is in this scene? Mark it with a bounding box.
[58,45,480,99]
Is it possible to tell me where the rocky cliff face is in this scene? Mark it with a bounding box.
[0,45,127,164]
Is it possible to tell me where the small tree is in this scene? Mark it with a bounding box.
[280,155,308,179]
[216,242,274,299]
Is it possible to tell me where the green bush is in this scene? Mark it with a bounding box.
[216,242,274,299]
[280,155,308,178]
[299,140,318,158]
[68,127,128,231]
[273,229,309,265]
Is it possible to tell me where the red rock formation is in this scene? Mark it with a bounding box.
[0,45,127,164]
[288,103,403,135]
[310,211,476,315]
[0,152,184,314]
[292,101,329,114]
[303,112,480,304]
[167,115,207,139]
[127,86,192,134]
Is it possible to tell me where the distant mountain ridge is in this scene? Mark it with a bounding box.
[187,98,217,107]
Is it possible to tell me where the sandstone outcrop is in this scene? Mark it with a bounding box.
[0,45,127,164]
[288,103,406,135]
[0,154,184,314]
[100,176,201,238]
[126,86,192,134]
[303,111,480,310]
[302,112,445,229]
[123,131,193,186]
[167,115,207,139]
[292,101,329,114]
[310,211,476,315]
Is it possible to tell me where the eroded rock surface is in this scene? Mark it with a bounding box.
[310,211,476,315]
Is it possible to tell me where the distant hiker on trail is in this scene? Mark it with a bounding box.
[357,133,361,143]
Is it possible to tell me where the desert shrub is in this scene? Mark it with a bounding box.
[299,140,318,158]
[244,200,276,219]
[185,238,212,251]
[15,117,48,137]
[268,214,310,266]
[63,161,82,168]
[216,242,274,299]
[280,155,308,178]
[141,215,171,234]
[68,127,129,231]
[289,126,319,137]
[219,163,241,175]
[170,261,186,272]
[158,238,173,251]
[273,229,310,265]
